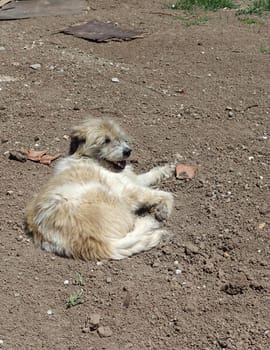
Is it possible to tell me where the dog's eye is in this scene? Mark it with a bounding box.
[104,136,111,144]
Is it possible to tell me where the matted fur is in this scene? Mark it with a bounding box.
[25,118,175,260]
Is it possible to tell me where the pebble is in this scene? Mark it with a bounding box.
[175,269,182,275]
[64,280,69,285]
[0,46,5,51]
[184,242,199,255]
[152,262,159,268]
[106,277,112,283]
[47,309,53,315]
[204,261,214,273]
[82,327,90,333]
[258,135,268,141]
[6,190,14,195]
[30,63,41,70]
[98,326,113,338]
[0,340,3,346]
[218,339,228,348]
[88,313,101,330]
[0,75,17,82]
[8,150,27,162]
[16,235,23,242]
[111,77,120,83]
[228,111,234,118]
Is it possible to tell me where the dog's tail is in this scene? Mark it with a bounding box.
[110,216,170,259]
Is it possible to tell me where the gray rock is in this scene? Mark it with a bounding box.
[98,326,113,337]
[30,63,41,70]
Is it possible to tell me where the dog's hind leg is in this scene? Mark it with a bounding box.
[137,164,175,186]
[110,216,170,259]
[123,185,174,221]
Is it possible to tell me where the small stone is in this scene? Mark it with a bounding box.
[152,262,159,268]
[63,135,69,140]
[173,260,179,266]
[182,303,195,313]
[64,280,69,285]
[258,223,266,230]
[185,242,199,255]
[96,261,103,266]
[228,111,234,118]
[0,340,3,346]
[0,75,17,82]
[8,150,27,162]
[106,277,112,283]
[30,63,41,70]
[175,269,182,275]
[111,77,120,83]
[88,313,101,330]
[258,135,268,141]
[14,292,20,297]
[225,106,233,111]
[98,326,113,338]
[0,46,5,51]
[16,235,23,242]
[47,309,53,315]
[82,327,90,333]
[6,190,14,195]
[203,261,214,273]
[218,339,228,348]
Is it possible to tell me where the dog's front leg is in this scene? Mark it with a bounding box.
[137,164,176,187]
[123,184,174,221]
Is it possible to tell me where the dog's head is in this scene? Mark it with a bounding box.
[69,118,131,170]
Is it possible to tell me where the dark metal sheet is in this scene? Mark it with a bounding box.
[62,20,144,43]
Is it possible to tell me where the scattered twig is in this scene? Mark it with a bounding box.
[244,104,259,111]
[148,11,178,17]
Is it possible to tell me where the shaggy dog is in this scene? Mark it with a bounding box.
[25,118,175,260]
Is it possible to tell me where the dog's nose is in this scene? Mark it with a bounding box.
[123,147,131,157]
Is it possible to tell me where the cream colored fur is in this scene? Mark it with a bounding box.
[25,118,175,260]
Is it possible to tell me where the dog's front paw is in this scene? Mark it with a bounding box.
[162,164,176,180]
[154,194,174,221]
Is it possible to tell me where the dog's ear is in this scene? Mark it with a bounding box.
[69,127,87,155]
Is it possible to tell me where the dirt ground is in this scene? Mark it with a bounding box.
[0,1,269,349]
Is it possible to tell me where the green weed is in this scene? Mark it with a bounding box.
[236,0,270,15]
[176,15,209,26]
[238,17,259,24]
[169,0,236,11]
[66,289,84,308]
[260,46,270,54]
[73,272,84,286]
